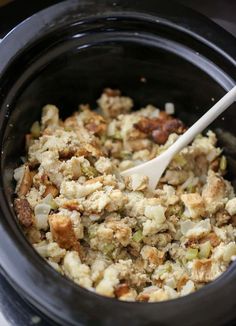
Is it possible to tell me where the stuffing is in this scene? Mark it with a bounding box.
[97,88,133,118]
[14,89,236,302]
[63,251,92,288]
[181,193,205,219]
[137,285,178,302]
[49,215,79,251]
[124,192,146,217]
[14,198,34,228]
[26,187,43,208]
[96,260,132,297]
[26,227,41,244]
[94,157,113,174]
[105,220,132,246]
[125,174,148,191]
[63,210,84,239]
[143,205,166,236]
[176,274,189,291]
[90,254,110,282]
[48,261,63,273]
[134,113,185,145]
[95,265,119,297]
[89,223,113,251]
[180,219,211,239]
[161,170,190,186]
[14,165,26,194]
[43,183,59,198]
[202,171,228,214]
[212,242,236,263]
[38,151,63,187]
[79,104,107,136]
[143,232,172,247]
[60,157,82,179]
[60,180,103,199]
[215,209,231,226]
[155,185,179,206]
[34,202,51,230]
[83,190,111,214]
[199,232,220,247]
[140,245,165,268]
[41,104,59,129]
[116,287,137,301]
[222,242,236,262]
[119,160,134,171]
[225,198,236,216]
[180,280,195,296]
[192,259,223,282]
[148,289,169,302]
[14,165,32,197]
[106,189,128,212]
[114,283,130,298]
[34,241,66,263]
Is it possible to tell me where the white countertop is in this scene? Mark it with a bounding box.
[0,313,8,326]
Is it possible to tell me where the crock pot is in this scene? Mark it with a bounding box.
[0,1,236,325]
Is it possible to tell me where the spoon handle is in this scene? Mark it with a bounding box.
[168,85,236,157]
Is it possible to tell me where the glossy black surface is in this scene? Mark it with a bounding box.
[0,273,56,326]
[0,1,236,325]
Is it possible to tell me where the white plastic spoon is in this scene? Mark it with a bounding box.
[121,85,236,191]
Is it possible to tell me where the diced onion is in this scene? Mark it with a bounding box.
[34,203,51,230]
[165,102,175,115]
[199,241,211,259]
[30,121,41,138]
[223,242,236,262]
[181,280,195,296]
[43,194,58,210]
[180,220,195,235]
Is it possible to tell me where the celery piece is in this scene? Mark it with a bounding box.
[103,243,115,255]
[30,121,41,138]
[88,225,98,239]
[81,164,98,178]
[174,154,187,167]
[49,199,59,210]
[186,248,198,260]
[100,135,107,144]
[132,230,143,243]
[169,204,184,217]
[120,151,132,160]
[158,266,168,277]
[220,156,227,171]
[113,131,122,140]
[187,185,196,193]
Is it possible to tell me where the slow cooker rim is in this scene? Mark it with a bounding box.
[0,1,236,325]
[0,0,236,74]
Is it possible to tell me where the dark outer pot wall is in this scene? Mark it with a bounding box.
[0,1,236,325]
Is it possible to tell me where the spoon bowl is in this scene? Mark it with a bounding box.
[121,85,236,190]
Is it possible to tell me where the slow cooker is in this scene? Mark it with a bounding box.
[0,1,236,325]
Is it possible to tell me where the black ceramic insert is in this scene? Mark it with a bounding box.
[0,1,236,325]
